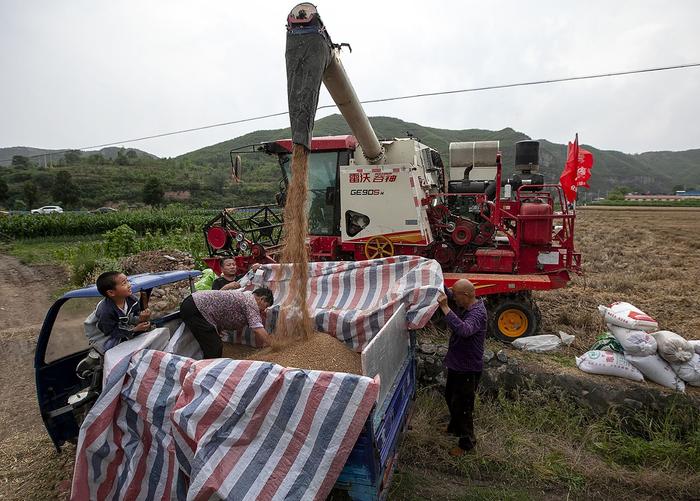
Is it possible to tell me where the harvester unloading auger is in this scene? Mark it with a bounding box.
[203,2,582,342]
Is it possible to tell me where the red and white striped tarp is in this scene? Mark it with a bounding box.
[233,256,443,351]
[72,350,379,500]
[72,257,441,500]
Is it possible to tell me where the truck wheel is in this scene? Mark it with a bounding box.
[488,295,539,342]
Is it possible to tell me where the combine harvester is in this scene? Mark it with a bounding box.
[204,3,581,342]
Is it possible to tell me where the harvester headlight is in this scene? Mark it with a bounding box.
[239,241,250,252]
[235,232,245,243]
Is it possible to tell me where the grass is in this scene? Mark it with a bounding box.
[534,209,700,348]
[395,387,700,500]
[2,228,206,287]
[2,235,101,266]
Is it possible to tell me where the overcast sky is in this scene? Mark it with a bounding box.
[2,1,699,158]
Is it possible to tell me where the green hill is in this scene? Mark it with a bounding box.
[180,114,700,194]
[1,115,698,211]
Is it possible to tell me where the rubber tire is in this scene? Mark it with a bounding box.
[488,295,539,342]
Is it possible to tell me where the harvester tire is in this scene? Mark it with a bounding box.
[488,295,539,342]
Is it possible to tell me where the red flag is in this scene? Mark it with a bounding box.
[559,134,594,203]
[575,147,594,188]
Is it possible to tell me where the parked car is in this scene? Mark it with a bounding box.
[31,205,64,214]
[89,207,118,214]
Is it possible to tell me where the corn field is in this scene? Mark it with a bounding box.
[0,209,218,239]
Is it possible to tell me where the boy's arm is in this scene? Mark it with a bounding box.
[96,309,135,348]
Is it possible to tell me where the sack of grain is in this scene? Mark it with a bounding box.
[576,350,644,382]
[597,302,658,332]
[512,334,562,352]
[671,353,700,387]
[589,332,624,353]
[625,354,685,391]
[607,325,657,356]
[652,330,694,364]
[688,340,700,355]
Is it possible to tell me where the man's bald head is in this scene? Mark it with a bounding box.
[450,279,476,307]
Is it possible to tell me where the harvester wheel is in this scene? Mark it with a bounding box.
[364,235,395,259]
[488,294,539,342]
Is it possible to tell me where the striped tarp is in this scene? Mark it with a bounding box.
[232,256,442,350]
[72,350,379,500]
[72,257,440,499]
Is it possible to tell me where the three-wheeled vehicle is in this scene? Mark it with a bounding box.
[35,269,415,500]
[34,270,201,450]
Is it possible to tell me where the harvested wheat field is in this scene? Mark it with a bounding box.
[222,332,362,375]
[535,207,700,347]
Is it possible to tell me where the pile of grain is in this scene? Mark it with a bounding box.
[222,332,362,375]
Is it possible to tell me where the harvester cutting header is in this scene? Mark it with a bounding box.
[203,3,582,341]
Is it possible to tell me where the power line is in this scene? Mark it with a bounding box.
[2,62,699,165]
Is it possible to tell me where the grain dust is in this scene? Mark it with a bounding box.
[276,143,314,341]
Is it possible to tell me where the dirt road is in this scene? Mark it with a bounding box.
[0,255,73,500]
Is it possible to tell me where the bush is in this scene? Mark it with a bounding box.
[70,243,103,286]
[104,224,138,258]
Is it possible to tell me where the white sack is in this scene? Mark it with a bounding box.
[671,353,700,386]
[687,340,700,355]
[597,302,658,332]
[512,334,561,352]
[652,330,694,364]
[607,324,657,356]
[576,350,644,382]
[625,354,685,391]
[558,331,576,346]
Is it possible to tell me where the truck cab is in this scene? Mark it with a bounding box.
[35,270,200,450]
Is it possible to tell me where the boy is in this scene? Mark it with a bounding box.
[93,271,151,351]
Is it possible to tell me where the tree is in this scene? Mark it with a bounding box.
[205,169,227,195]
[23,180,38,209]
[64,150,82,164]
[115,150,130,166]
[35,172,54,191]
[52,170,80,207]
[12,155,31,168]
[143,177,164,206]
[0,178,8,205]
[87,153,105,164]
[126,149,138,160]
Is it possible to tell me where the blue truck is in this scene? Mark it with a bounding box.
[35,270,416,500]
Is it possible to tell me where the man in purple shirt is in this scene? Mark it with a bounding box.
[437,278,487,456]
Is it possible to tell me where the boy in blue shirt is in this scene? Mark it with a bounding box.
[93,271,151,351]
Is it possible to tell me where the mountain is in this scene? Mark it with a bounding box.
[0,146,157,165]
[2,115,698,203]
[179,114,700,194]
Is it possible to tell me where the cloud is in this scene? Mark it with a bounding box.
[1,0,699,156]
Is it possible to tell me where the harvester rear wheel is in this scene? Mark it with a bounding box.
[487,294,539,342]
[364,235,395,259]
